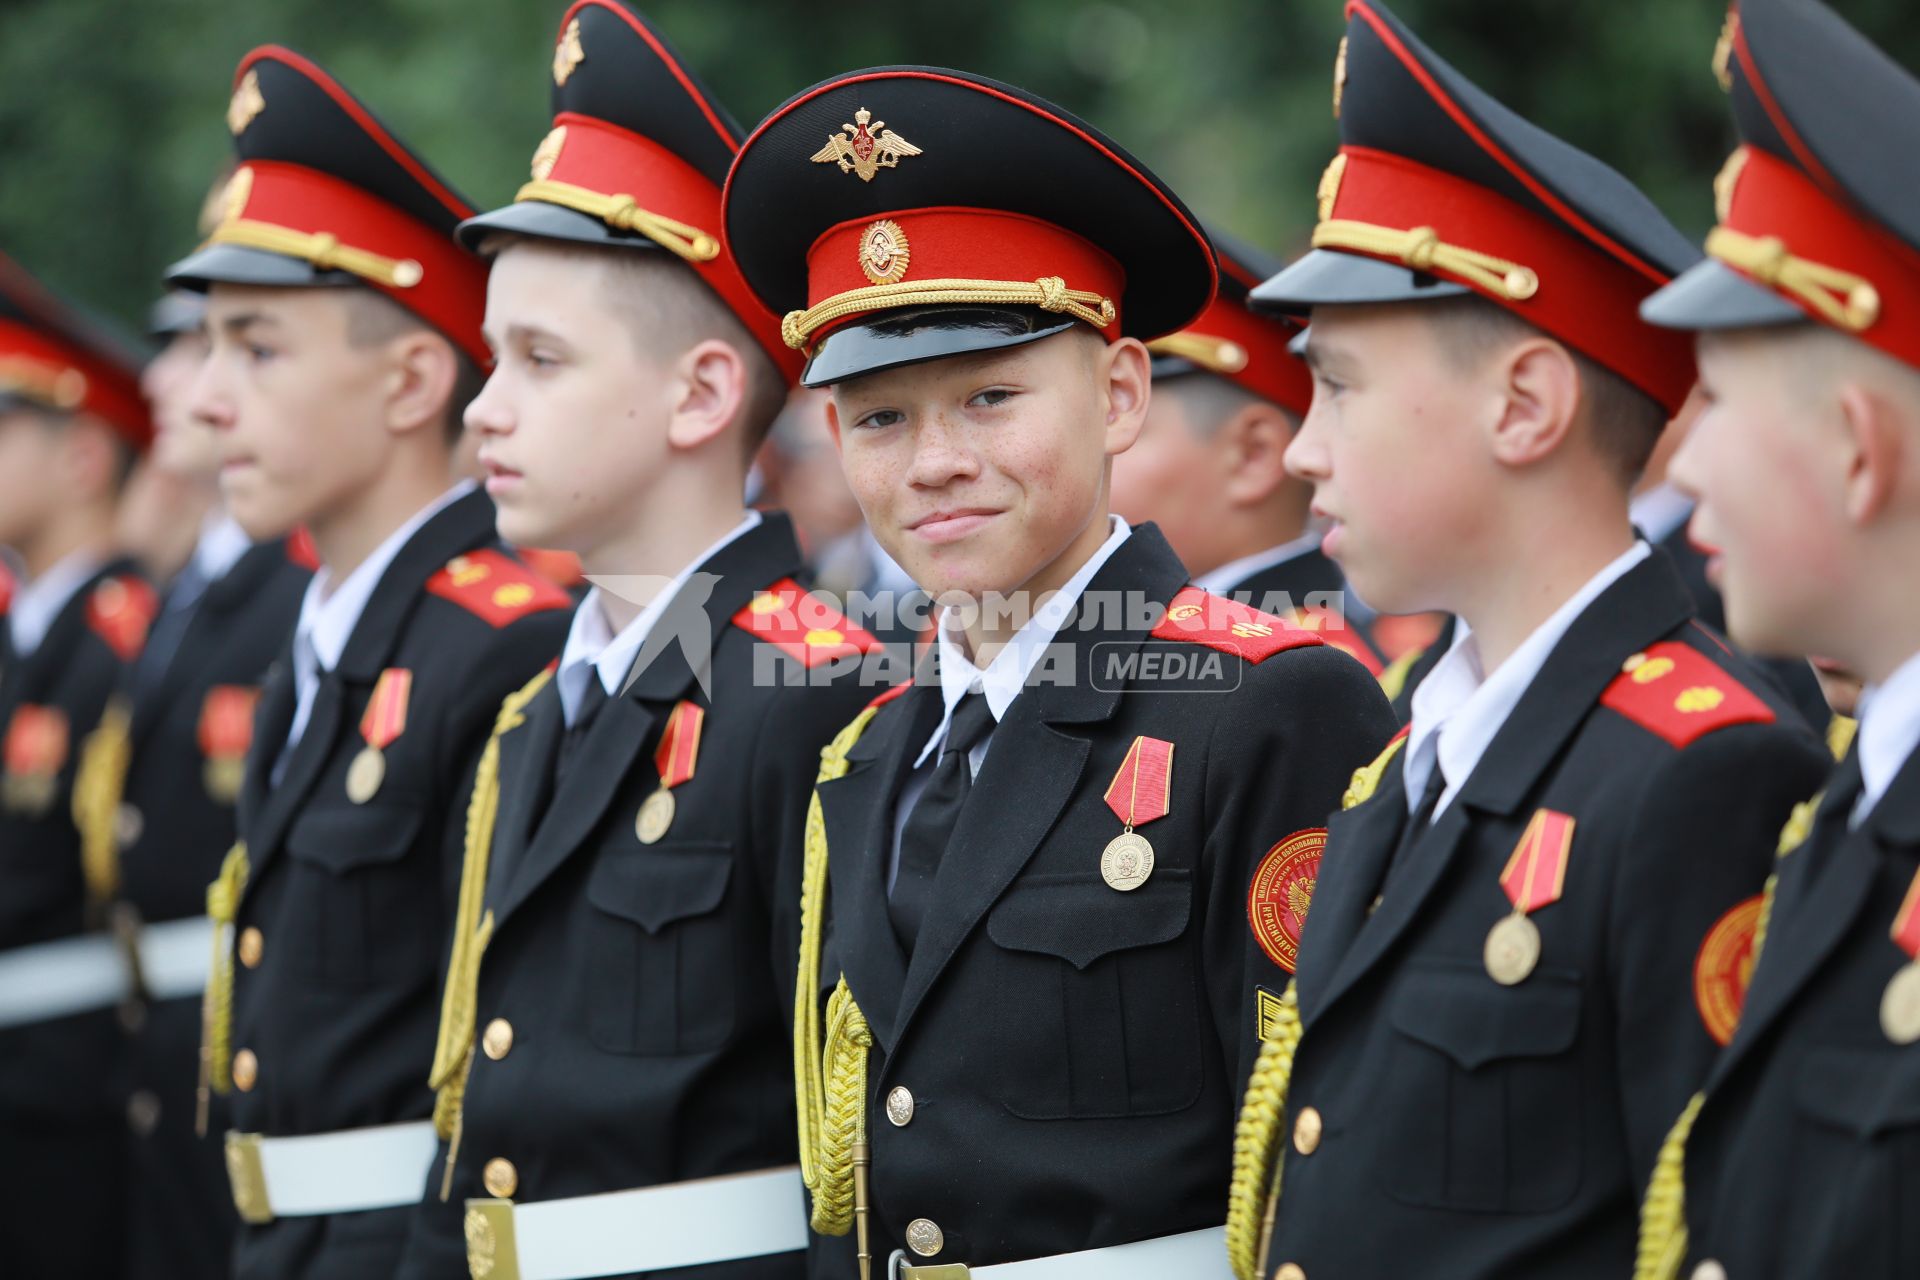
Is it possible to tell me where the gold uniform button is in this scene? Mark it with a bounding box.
[1276,1266,1307,1280]
[232,1049,258,1092]
[482,1018,514,1061]
[1691,1264,1728,1280]
[885,1085,914,1127]
[237,927,264,970]
[482,1157,518,1198]
[1293,1106,1323,1156]
[905,1218,944,1257]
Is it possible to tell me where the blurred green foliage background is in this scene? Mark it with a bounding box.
[4,0,1918,339]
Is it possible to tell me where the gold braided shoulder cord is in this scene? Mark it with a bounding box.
[206,220,425,290]
[429,667,553,1197]
[1312,220,1540,302]
[1633,789,1815,1278]
[197,840,251,1135]
[512,180,720,264]
[1376,647,1423,707]
[1705,227,1880,332]
[796,702,886,1244]
[72,695,134,903]
[1225,733,1406,1278]
[782,277,1116,353]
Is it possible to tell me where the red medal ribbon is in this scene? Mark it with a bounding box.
[359,668,413,751]
[653,701,705,792]
[198,686,260,762]
[1499,808,1575,915]
[1892,865,1920,961]
[4,705,68,775]
[1103,735,1174,830]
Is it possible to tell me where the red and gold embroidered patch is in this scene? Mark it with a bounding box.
[732,577,881,668]
[1695,894,1765,1045]
[1600,640,1774,748]
[1151,586,1322,665]
[426,549,571,627]
[86,575,158,661]
[1248,828,1327,973]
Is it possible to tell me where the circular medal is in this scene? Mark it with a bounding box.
[1880,962,1920,1045]
[204,757,245,805]
[635,788,676,845]
[1100,830,1155,891]
[345,746,385,805]
[1484,913,1541,986]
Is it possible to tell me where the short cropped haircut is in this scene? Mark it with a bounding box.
[1162,369,1299,438]
[341,289,484,444]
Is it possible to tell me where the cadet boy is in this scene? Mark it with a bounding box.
[171,47,571,1277]
[397,5,882,1277]
[1634,2,1920,1276]
[723,65,1396,1278]
[1224,4,1831,1278]
[74,280,312,1279]
[1110,229,1383,675]
[0,251,156,1279]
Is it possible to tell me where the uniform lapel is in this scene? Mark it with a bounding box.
[483,680,564,904]
[131,540,284,749]
[1295,763,1410,1022]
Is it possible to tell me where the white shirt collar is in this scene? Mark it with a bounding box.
[7,549,107,657]
[191,513,253,585]
[293,480,476,679]
[1405,541,1652,820]
[556,511,763,725]
[1854,648,1920,825]
[1629,482,1695,545]
[1194,529,1324,596]
[916,515,1131,767]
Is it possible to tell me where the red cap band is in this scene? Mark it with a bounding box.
[1153,294,1311,415]
[0,319,150,449]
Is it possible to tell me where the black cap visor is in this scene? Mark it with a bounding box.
[1640,257,1808,332]
[456,199,678,255]
[1249,248,1469,316]
[801,305,1079,388]
[165,243,359,293]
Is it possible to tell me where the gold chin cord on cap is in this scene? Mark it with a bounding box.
[781,276,1118,353]
[206,220,426,289]
[513,179,721,265]
[1148,331,1250,375]
[1311,219,1541,301]
[1705,226,1881,332]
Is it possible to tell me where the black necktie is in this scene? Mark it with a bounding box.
[891,691,997,949]
[134,561,210,700]
[1381,750,1448,897]
[555,675,610,787]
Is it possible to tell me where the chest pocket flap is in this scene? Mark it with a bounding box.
[988,868,1192,970]
[587,844,733,934]
[1390,966,1581,1069]
[1795,1047,1920,1138]
[285,802,425,872]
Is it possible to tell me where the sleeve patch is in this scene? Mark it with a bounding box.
[86,575,158,661]
[1150,585,1322,665]
[1599,640,1776,748]
[1694,894,1765,1046]
[731,577,882,668]
[1248,828,1327,974]
[426,549,573,627]
[1254,985,1289,1044]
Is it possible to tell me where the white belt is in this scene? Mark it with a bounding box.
[225,1121,439,1224]
[0,915,212,1029]
[464,1165,807,1280]
[892,1226,1231,1279]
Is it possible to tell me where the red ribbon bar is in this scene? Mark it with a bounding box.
[5,705,68,775]
[1499,808,1575,915]
[359,668,413,751]
[653,700,705,792]
[1103,735,1174,830]
[198,686,260,761]
[1893,866,1920,962]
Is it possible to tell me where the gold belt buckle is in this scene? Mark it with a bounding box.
[464,1197,520,1280]
[891,1250,971,1280]
[223,1131,273,1225]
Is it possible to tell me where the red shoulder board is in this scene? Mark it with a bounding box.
[425,550,572,627]
[1283,604,1383,676]
[516,546,585,590]
[1151,586,1322,665]
[86,575,158,661]
[285,526,320,571]
[1600,640,1775,748]
[732,578,881,668]
[865,680,914,712]
[0,561,13,616]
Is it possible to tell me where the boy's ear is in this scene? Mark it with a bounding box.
[384,331,461,439]
[1487,337,1580,469]
[664,338,748,452]
[1100,336,1152,457]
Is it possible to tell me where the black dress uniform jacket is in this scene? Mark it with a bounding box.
[401,515,884,1280]
[1221,546,1345,617]
[1676,745,1920,1279]
[0,556,149,1278]
[115,538,309,1280]
[809,525,1397,1272]
[223,490,570,1279]
[1258,554,1831,1280]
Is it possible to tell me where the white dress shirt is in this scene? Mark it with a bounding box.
[278,481,475,771]
[1853,648,1920,827]
[1404,541,1651,822]
[189,513,253,586]
[6,550,106,658]
[887,515,1133,887]
[555,511,763,726]
[1628,482,1695,546]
